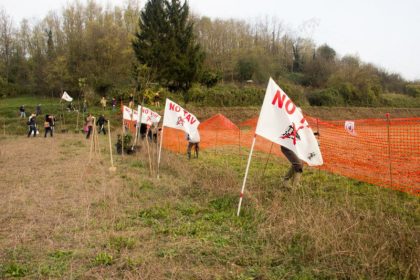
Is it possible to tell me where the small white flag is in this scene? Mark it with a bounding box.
[61,91,73,102]
[162,98,199,134]
[344,121,356,136]
[137,105,161,125]
[255,78,323,166]
[122,105,139,121]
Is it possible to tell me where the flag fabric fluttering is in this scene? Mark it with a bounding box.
[255,78,323,166]
[157,98,200,179]
[162,98,200,134]
[137,105,161,125]
[237,78,323,216]
[344,121,356,136]
[61,91,73,102]
[122,105,138,121]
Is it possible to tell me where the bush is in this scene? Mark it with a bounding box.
[380,93,420,107]
[188,84,264,106]
[94,252,113,266]
[308,88,345,106]
[405,84,420,97]
[200,70,222,88]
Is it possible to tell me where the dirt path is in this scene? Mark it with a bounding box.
[0,134,126,276]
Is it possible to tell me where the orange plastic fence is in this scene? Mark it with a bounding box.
[158,113,420,195]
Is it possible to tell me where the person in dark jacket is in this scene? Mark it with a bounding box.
[19,105,26,118]
[96,114,107,135]
[27,113,37,137]
[44,114,54,137]
[36,104,42,116]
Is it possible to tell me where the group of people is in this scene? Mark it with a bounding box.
[84,113,108,139]
[19,95,307,189]
[100,96,117,111]
[26,113,56,138]
[19,104,42,118]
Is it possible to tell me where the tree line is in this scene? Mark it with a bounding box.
[0,0,419,107]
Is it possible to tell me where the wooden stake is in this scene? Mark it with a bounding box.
[157,126,165,179]
[76,110,80,132]
[146,132,153,176]
[108,120,116,172]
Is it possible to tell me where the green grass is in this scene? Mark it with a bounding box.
[0,96,132,135]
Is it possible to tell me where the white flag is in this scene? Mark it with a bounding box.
[255,78,323,166]
[61,91,73,102]
[137,105,162,125]
[123,105,139,121]
[162,98,199,134]
[344,121,356,136]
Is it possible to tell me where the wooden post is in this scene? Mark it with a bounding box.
[386,113,393,188]
[121,119,124,158]
[76,110,80,132]
[146,133,153,176]
[108,120,116,172]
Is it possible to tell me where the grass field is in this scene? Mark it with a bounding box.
[0,96,419,279]
[0,132,419,279]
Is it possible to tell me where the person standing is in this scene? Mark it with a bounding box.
[186,129,200,159]
[96,114,107,135]
[83,99,88,113]
[27,113,37,137]
[100,96,107,111]
[153,91,160,107]
[19,105,26,118]
[85,113,94,139]
[128,93,134,109]
[44,114,54,137]
[36,104,42,116]
[112,97,116,111]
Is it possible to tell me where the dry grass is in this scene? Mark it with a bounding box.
[0,134,419,279]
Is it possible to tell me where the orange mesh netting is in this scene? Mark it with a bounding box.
[159,113,420,195]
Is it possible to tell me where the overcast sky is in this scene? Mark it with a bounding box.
[1,0,419,81]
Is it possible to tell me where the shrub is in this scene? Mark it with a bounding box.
[94,252,113,266]
[188,84,264,106]
[405,84,420,97]
[200,70,222,88]
[308,88,345,106]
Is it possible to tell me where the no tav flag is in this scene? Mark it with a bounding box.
[137,105,161,125]
[344,121,356,136]
[255,78,323,166]
[61,91,73,102]
[122,105,138,121]
[157,98,200,179]
[162,98,199,134]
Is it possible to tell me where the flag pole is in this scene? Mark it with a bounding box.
[237,135,257,216]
